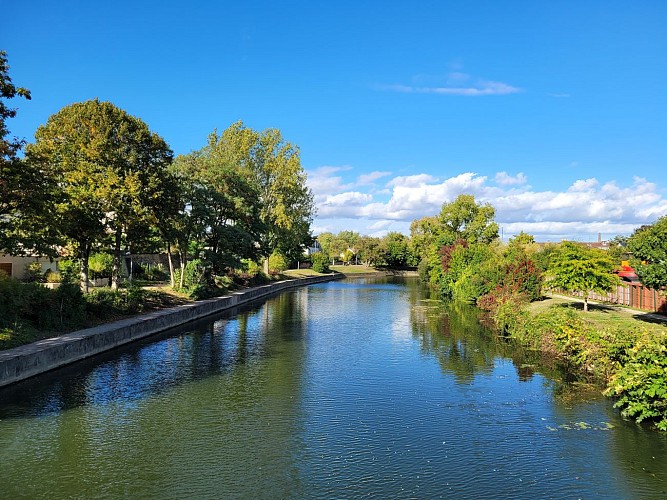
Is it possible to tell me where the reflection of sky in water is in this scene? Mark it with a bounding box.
[0,278,666,499]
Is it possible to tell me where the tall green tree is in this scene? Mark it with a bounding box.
[0,51,57,255]
[195,122,314,272]
[411,194,499,293]
[546,241,620,312]
[172,142,264,277]
[437,194,499,245]
[627,217,667,291]
[237,123,314,271]
[27,99,174,290]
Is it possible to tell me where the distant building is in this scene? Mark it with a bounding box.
[581,232,609,250]
[304,240,322,256]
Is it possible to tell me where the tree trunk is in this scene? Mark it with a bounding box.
[263,255,270,275]
[166,243,175,288]
[111,229,122,290]
[80,242,91,293]
[583,295,589,312]
[179,248,187,289]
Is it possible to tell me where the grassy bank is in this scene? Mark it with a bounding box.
[0,270,332,351]
[492,295,667,430]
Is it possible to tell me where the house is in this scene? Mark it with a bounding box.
[0,253,58,280]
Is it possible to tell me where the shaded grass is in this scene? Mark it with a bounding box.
[529,295,667,337]
[330,265,380,274]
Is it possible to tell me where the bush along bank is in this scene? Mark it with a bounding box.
[484,298,667,431]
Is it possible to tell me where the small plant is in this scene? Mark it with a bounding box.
[44,269,62,283]
[268,251,288,273]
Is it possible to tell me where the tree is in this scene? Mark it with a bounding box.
[411,194,499,293]
[172,143,264,278]
[381,232,413,267]
[607,235,630,263]
[545,241,621,311]
[356,235,383,267]
[27,99,174,290]
[206,122,314,273]
[0,51,57,255]
[438,194,499,245]
[627,217,667,291]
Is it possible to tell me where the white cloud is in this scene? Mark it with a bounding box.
[357,170,392,185]
[495,171,527,186]
[309,166,667,239]
[378,81,521,96]
[386,173,438,188]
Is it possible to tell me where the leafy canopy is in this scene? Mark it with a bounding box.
[546,241,620,311]
[627,216,667,291]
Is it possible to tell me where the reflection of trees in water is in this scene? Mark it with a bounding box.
[406,279,585,388]
[410,297,497,383]
[0,290,309,420]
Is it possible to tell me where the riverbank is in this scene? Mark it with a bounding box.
[0,274,341,388]
[491,294,667,430]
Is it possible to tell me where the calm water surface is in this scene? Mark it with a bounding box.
[0,277,665,498]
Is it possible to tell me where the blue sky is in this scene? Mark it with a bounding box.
[4,1,666,241]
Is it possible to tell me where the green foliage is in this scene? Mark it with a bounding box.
[172,259,217,299]
[628,216,667,291]
[27,99,174,288]
[546,242,620,311]
[0,275,85,341]
[44,269,62,283]
[410,195,500,295]
[88,253,113,279]
[85,286,147,318]
[57,259,80,284]
[268,251,288,273]
[141,263,168,282]
[605,332,667,430]
[437,194,499,246]
[23,262,44,283]
[311,252,330,273]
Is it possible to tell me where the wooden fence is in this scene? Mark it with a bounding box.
[566,283,667,313]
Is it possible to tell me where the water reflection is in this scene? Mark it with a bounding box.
[0,277,666,498]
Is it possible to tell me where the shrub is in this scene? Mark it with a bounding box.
[311,252,330,273]
[23,262,44,283]
[605,332,667,430]
[85,285,146,318]
[58,259,80,283]
[141,263,168,281]
[268,252,288,273]
[88,253,113,279]
[44,269,62,283]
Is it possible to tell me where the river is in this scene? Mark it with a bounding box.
[0,277,665,498]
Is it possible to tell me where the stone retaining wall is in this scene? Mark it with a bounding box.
[0,274,341,388]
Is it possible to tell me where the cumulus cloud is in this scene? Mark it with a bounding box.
[307,166,667,239]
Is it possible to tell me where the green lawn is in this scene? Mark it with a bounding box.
[330,264,380,274]
[529,294,667,335]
